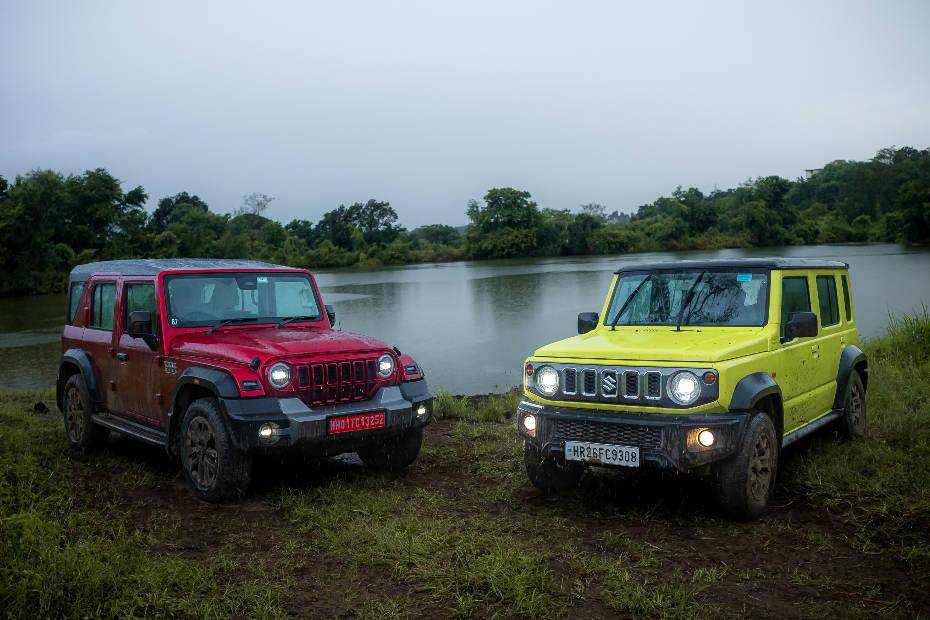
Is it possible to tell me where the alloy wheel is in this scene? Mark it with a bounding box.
[65,386,85,442]
[186,416,219,491]
[748,432,773,502]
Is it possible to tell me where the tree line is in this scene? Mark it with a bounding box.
[0,145,927,295]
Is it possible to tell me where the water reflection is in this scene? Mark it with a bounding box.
[1,244,928,394]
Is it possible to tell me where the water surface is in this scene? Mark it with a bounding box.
[2,244,928,394]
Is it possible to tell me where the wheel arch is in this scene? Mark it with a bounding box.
[57,349,102,411]
[833,345,868,410]
[166,367,240,456]
[729,372,784,440]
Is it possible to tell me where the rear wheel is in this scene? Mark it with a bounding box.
[713,413,778,519]
[180,398,252,502]
[358,427,423,471]
[62,374,109,452]
[840,372,867,438]
[524,441,583,493]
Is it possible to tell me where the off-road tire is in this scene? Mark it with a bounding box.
[62,373,109,452]
[524,440,583,494]
[358,427,423,471]
[839,372,867,438]
[180,398,252,502]
[713,413,778,520]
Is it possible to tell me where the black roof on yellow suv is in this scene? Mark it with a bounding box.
[69,259,287,284]
[615,257,849,274]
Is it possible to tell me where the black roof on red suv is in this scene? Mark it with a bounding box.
[615,257,849,273]
[69,259,288,283]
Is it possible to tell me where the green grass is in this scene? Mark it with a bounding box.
[434,389,521,423]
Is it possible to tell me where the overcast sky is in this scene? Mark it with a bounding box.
[2,1,929,228]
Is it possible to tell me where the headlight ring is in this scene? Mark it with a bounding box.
[377,354,395,377]
[534,365,560,397]
[267,362,292,389]
[668,370,701,405]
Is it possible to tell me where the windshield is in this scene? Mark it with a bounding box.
[605,269,769,327]
[165,273,322,328]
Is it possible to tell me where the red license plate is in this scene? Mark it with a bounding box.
[327,411,385,434]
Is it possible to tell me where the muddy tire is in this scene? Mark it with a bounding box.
[358,427,423,471]
[839,372,867,438]
[180,398,252,502]
[713,413,778,519]
[61,373,109,452]
[524,441,583,493]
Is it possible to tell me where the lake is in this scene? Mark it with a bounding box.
[2,243,928,395]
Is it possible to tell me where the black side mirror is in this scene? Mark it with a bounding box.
[785,311,818,340]
[578,312,599,334]
[128,310,153,338]
[325,304,336,326]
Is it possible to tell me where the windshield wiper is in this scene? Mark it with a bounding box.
[206,317,258,335]
[276,315,318,328]
[610,274,652,331]
[675,271,707,331]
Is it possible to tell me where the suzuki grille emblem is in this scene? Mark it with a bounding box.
[602,373,617,392]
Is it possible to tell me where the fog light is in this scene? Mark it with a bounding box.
[416,403,427,417]
[522,414,537,432]
[698,429,715,447]
[258,423,275,439]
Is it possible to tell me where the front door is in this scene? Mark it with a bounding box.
[778,274,821,433]
[114,281,161,425]
[84,279,119,412]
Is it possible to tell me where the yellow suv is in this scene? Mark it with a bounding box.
[517,258,867,518]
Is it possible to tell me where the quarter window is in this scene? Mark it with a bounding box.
[124,283,156,332]
[90,283,116,330]
[816,275,839,327]
[68,282,85,324]
[781,277,811,338]
[841,275,852,322]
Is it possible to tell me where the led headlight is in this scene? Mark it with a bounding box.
[377,353,395,377]
[668,370,701,405]
[267,362,292,389]
[534,365,560,397]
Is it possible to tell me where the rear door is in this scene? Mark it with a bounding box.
[114,280,161,426]
[811,271,845,415]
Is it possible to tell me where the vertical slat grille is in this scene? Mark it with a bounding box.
[624,371,639,398]
[563,368,577,395]
[293,356,380,406]
[582,369,597,395]
[646,371,662,399]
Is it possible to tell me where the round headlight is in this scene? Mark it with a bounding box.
[377,354,395,377]
[267,362,291,389]
[534,365,560,396]
[668,371,701,405]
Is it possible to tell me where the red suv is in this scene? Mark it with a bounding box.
[57,259,432,501]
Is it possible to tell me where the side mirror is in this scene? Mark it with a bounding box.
[578,312,599,334]
[785,311,818,340]
[325,304,336,325]
[127,310,153,338]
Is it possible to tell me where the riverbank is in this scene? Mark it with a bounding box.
[1,314,929,618]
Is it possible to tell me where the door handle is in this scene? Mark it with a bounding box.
[117,352,129,362]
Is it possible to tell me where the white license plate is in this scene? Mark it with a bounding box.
[564,441,640,467]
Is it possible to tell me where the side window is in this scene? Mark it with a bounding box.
[124,283,156,332]
[781,276,811,338]
[841,275,852,322]
[68,282,85,324]
[90,283,117,330]
[816,275,839,327]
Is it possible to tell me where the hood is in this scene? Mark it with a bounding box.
[533,326,771,364]
[169,326,390,365]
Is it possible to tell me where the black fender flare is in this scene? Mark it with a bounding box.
[58,349,102,410]
[729,372,782,412]
[166,367,241,453]
[833,345,868,410]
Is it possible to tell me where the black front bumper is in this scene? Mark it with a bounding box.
[220,381,433,453]
[516,400,748,471]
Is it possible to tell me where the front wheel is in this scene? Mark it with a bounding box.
[180,398,252,502]
[524,441,583,494]
[713,413,778,519]
[358,427,423,471]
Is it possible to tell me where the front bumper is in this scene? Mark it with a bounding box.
[220,381,433,453]
[516,400,748,471]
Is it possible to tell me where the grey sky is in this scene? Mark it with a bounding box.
[2,1,929,228]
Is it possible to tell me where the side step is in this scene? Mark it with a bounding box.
[781,410,842,448]
[92,413,167,448]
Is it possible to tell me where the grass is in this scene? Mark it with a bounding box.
[1,311,930,617]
